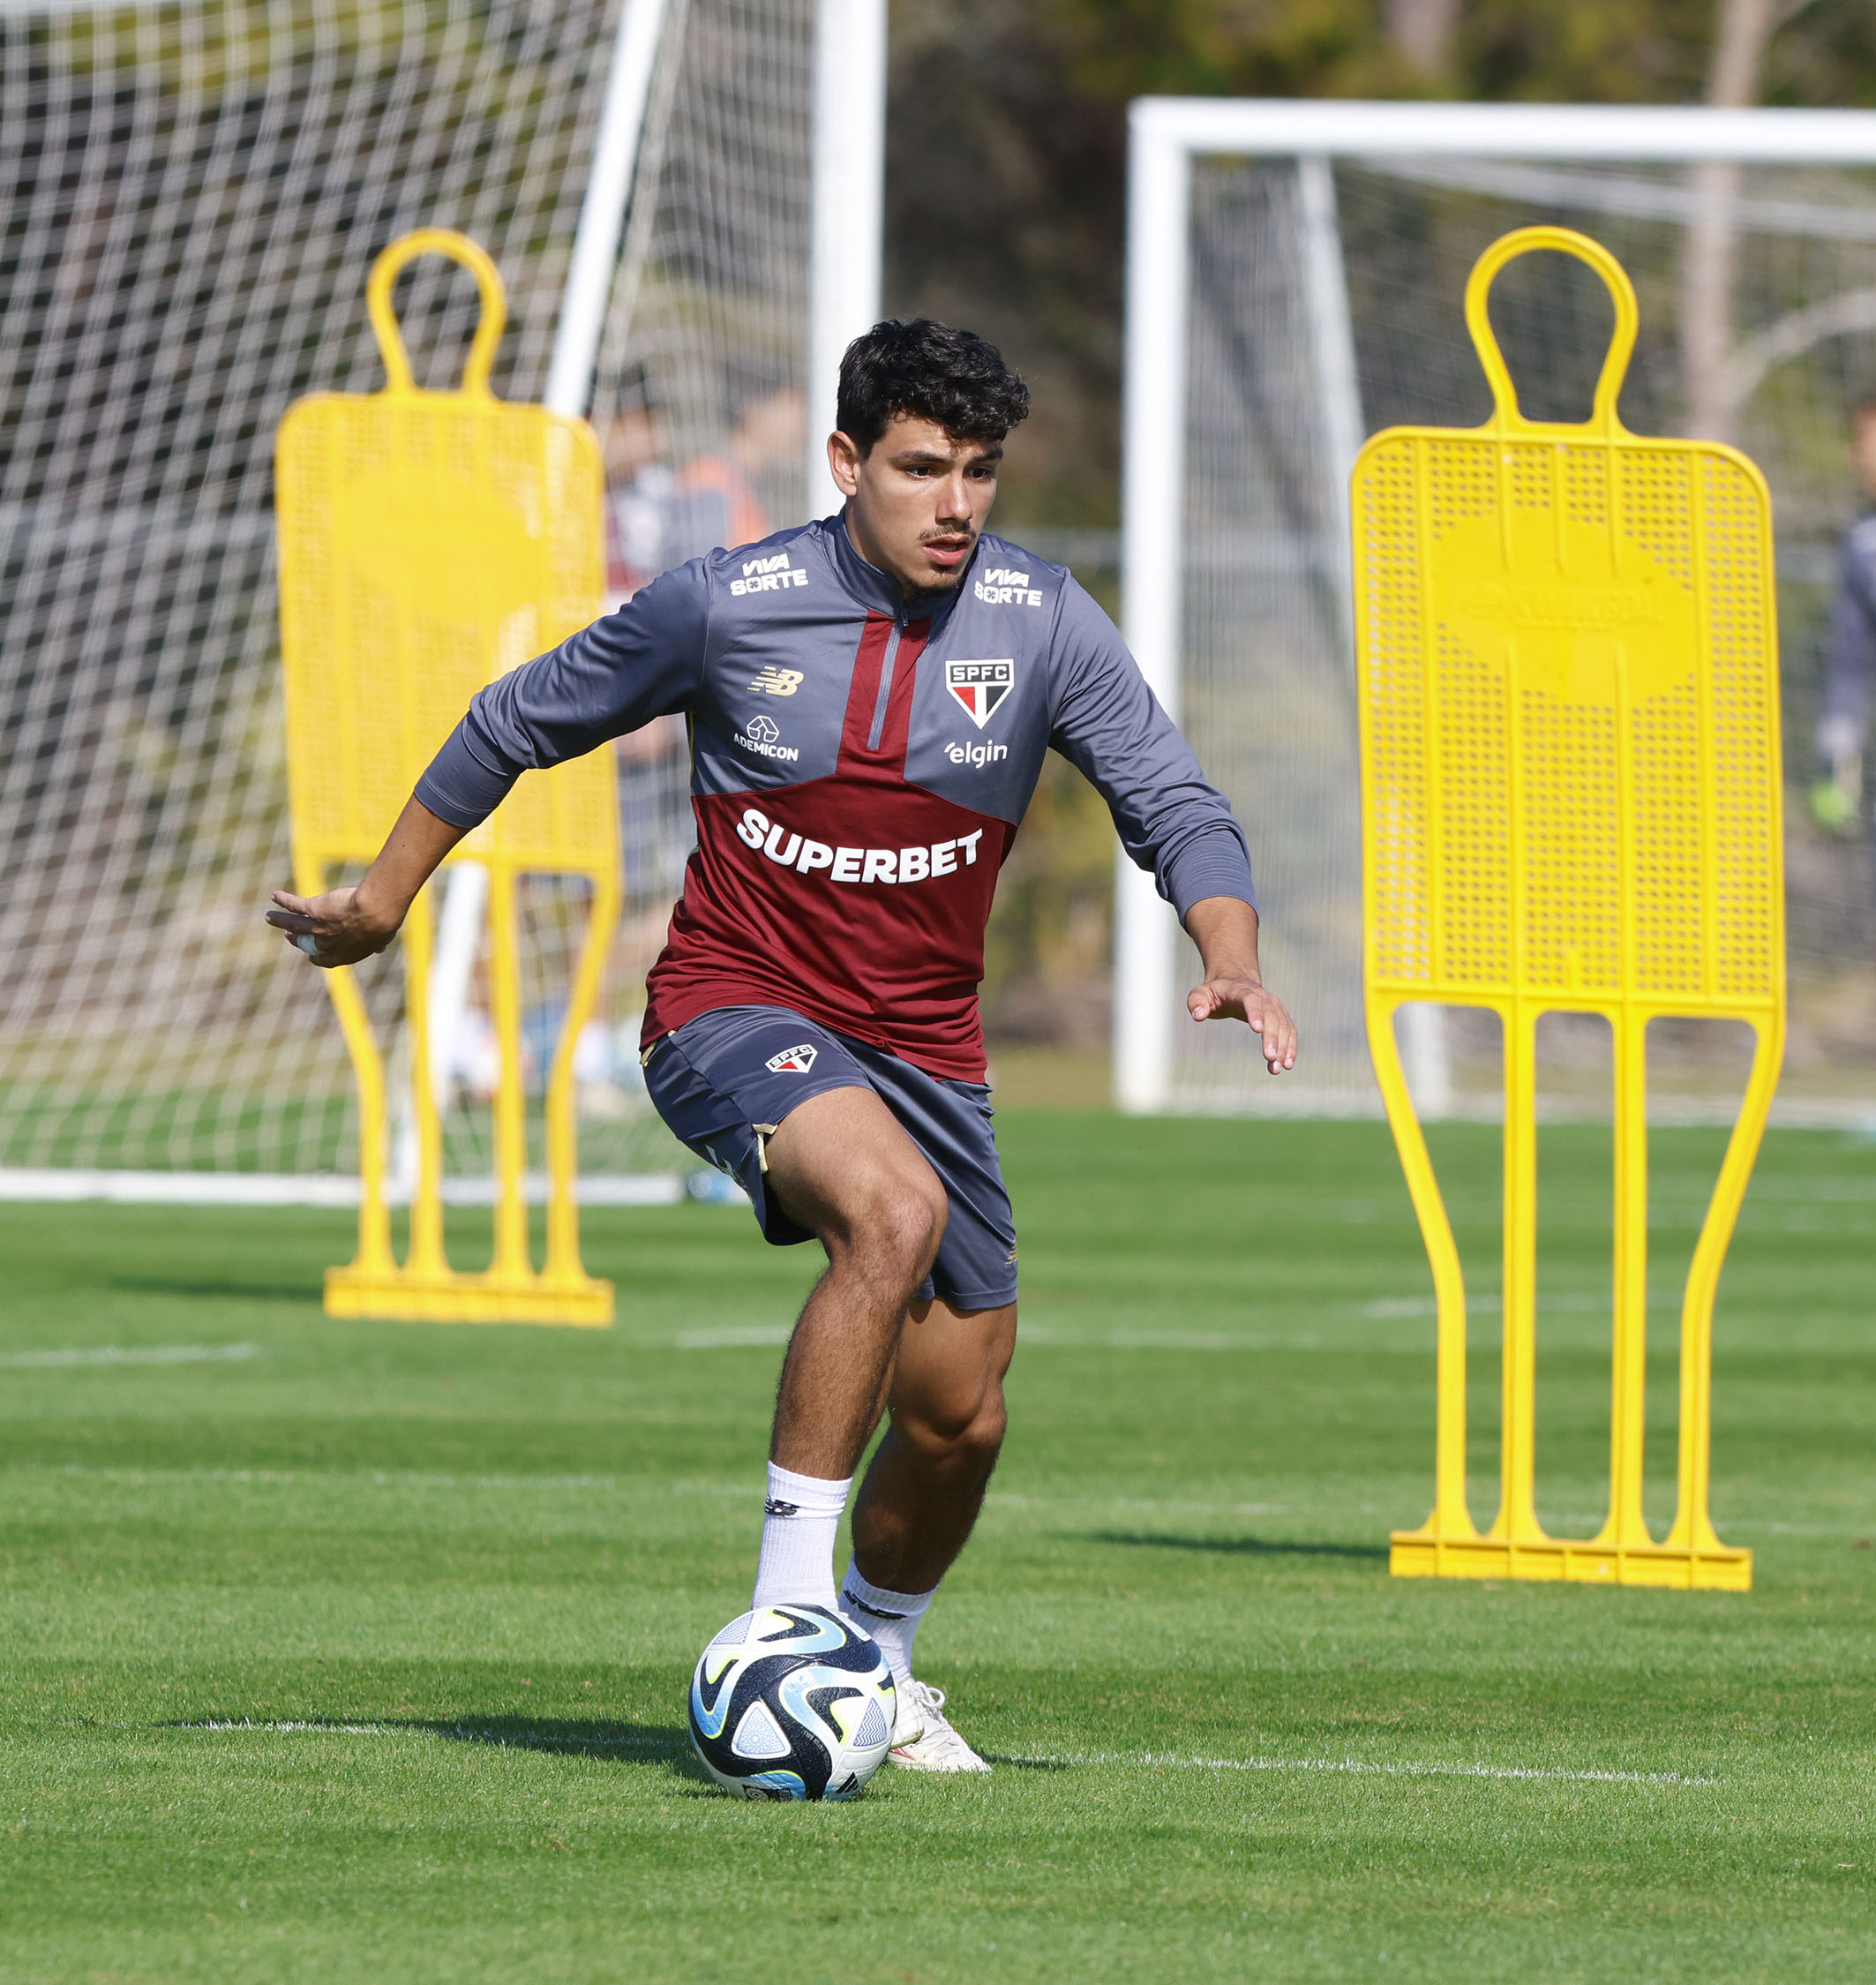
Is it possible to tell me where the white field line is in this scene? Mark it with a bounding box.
[9,1462,753,1499]
[180,1720,394,1735]
[0,1342,265,1368]
[1060,1751,1719,1786]
[169,1723,1709,1786]
[0,1169,684,1208]
[30,1463,633,1492]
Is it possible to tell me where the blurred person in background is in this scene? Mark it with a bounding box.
[603,387,679,608]
[663,378,805,568]
[1812,395,1876,837]
[605,376,808,915]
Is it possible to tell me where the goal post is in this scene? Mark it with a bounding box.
[0,0,882,1202]
[1119,97,1876,1124]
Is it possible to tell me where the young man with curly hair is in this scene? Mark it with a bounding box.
[268,319,1296,1772]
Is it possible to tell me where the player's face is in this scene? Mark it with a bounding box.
[828,414,1002,599]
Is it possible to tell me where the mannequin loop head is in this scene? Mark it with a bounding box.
[365,228,507,399]
[1464,225,1639,438]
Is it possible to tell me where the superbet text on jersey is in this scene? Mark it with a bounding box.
[416,518,1255,1081]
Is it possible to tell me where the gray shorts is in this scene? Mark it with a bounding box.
[642,1004,1018,1311]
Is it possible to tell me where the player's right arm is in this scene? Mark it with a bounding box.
[266,557,711,966]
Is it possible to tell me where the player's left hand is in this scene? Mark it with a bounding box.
[1188,974,1297,1073]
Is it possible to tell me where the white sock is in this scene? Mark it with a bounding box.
[750,1462,851,1612]
[839,1556,935,1689]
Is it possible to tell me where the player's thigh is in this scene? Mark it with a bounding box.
[852,1049,1018,1317]
[643,1006,932,1253]
[765,1086,949,1257]
[889,1298,1017,1446]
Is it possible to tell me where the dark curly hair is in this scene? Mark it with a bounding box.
[836,318,1031,455]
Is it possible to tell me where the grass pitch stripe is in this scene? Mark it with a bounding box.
[171,1720,683,1754]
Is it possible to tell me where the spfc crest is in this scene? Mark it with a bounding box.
[944,658,1014,730]
[764,1043,818,1073]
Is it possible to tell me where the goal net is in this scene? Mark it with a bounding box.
[0,0,822,1191]
[1122,101,1876,1125]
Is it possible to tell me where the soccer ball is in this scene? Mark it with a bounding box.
[687,1603,897,1801]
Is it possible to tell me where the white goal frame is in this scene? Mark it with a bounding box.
[0,0,884,1207]
[1115,96,1876,1116]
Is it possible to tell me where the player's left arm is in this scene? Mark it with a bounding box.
[1182,894,1296,1074]
[1045,574,1296,1073]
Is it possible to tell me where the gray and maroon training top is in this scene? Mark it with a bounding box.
[415,514,1255,1082]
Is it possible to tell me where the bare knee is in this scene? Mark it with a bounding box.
[826,1166,946,1288]
[895,1378,1007,1473]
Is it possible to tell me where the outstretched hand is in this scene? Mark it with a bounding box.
[263,796,468,971]
[1188,973,1297,1074]
[265,885,398,969]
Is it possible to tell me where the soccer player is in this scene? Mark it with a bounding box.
[267,320,1296,1774]
[1812,395,1876,836]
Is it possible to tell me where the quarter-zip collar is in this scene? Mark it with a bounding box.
[820,507,977,633]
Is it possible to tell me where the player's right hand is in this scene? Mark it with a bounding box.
[1809,776,1861,838]
[265,886,398,968]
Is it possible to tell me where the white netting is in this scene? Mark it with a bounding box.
[0,0,814,1178]
[1170,152,1876,1123]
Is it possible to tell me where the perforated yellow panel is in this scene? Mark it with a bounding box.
[277,237,613,880]
[1354,228,1786,1591]
[276,229,619,1327]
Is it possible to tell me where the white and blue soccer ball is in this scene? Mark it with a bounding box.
[687,1603,896,1801]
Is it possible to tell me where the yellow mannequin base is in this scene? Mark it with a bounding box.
[1390,1529,1751,1591]
[324,1265,614,1327]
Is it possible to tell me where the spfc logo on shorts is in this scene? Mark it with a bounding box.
[945,658,1014,730]
[764,1043,818,1073]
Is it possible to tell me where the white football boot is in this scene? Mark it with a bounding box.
[888,1678,991,1774]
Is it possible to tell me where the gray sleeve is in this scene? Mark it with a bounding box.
[1820,523,1876,760]
[1046,575,1257,915]
[414,556,710,829]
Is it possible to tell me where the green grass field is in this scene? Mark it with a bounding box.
[2,1112,1872,1981]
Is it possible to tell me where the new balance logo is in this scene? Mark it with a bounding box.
[732,553,809,597]
[974,567,1041,606]
[842,1591,909,1621]
[764,1044,819,1073]
[747,666,804,696]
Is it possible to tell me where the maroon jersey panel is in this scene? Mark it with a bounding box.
[644,777,1016,1079]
